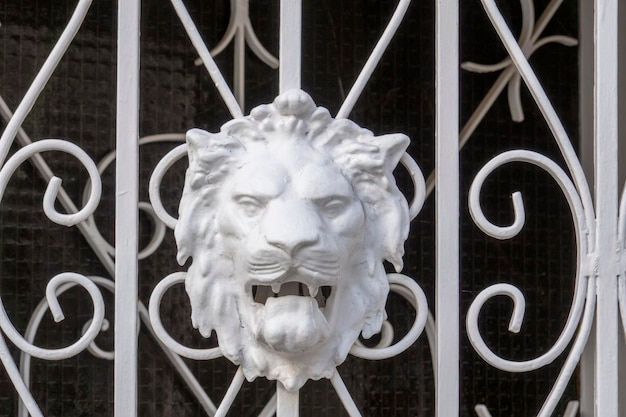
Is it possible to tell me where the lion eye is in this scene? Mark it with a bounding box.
[235,196,264,217]
[320,198,347,218]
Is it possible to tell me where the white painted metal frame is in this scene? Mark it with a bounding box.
[0,0,624,415]
[115,1,141,415]
[435,1,459,416]
[595,1,620,415]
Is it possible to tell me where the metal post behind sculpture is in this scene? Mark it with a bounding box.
[279,0,301,94]
[277,382,299,417]
[278,1,302,413]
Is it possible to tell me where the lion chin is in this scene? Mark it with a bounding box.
[238,343,339,392]
[234,280,377,392]
[255,295,331,353]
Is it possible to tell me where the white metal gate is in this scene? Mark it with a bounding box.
[0,0,622,415]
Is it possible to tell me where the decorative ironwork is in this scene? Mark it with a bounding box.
[1,0,623,415]
[0,2,108,415]
[192,0,279,108]
[463,0,599,415]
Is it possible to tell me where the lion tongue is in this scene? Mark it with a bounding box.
[257,295,330,353]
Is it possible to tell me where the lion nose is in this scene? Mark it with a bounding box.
[263,202,320,254]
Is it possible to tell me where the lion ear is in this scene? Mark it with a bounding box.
[373,133,409,174]
[367,133,410,272]
[185,128,244,189]
[186,128,212,170]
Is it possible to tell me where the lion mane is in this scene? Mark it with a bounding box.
[174,89,410,386]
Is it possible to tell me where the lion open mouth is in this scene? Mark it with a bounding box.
[251,282,332,308]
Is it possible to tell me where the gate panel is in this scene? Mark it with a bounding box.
[0,0,622,415]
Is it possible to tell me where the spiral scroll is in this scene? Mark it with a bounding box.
[0,141,105,416]
[81,134,185,260]
[349,273,429,360]
[149,272,223,361]
[467,150,591,371]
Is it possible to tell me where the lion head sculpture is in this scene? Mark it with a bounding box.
[175,89,410,391]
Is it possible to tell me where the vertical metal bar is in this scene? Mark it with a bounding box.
[276,0,302,406]
[277,1,301,413]
[234,26,246,109]
[578,0,594,186]
[581,324,596,417]
[279,0,301,93]
[617,334,626,417]
[578,0,594,415]
[435,0,459,416]
[594,0,619,415]
[619,2,626,416]
[617,2,626,188]
[115,1,140,416]
[277,382,299,417]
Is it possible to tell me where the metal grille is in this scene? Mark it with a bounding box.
[0,0,621,416]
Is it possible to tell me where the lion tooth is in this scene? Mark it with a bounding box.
[308,285,319,297]
[271,283,281,294]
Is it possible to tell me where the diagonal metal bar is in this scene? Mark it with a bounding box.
[336,0,411,119]
[426,0,576,198]
[257,393,277,417]
[170,0,243,118]
[330,370,363,417]
[214,367,246,417]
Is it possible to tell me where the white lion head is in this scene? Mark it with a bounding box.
[175,89,410,391]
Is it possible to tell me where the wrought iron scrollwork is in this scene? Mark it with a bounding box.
[464,0,596,415]
[0,1,110,415]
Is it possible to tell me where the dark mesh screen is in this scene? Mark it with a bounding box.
[0,0,579,415]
